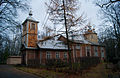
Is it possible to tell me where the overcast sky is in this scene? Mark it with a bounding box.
[18,0,102,33]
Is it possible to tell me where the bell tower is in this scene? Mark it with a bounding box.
[22,10,39,47]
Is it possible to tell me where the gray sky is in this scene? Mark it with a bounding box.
[19,0,102,33]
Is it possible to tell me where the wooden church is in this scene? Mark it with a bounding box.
[21,11,105,65]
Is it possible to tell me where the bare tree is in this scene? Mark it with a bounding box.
[96,0,120,59]
[46,0,86,66]
[98,26,116,61]
[96,0,120,8]
[0,0,29,63]
[0,0,29,33]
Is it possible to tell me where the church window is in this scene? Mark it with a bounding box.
[31,23,35,30]
[101,47,104,58]
[86,46,91,57]
[94,46,98,56]
[64,52,67,58]
[46,52,51,59]
[56,52,60,59]
[76,44,81,49]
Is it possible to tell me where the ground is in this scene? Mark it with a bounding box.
[0,63,119,78]
[0,65,40,78]
[16,63,120,78]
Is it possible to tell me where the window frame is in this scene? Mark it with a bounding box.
[46,51,51,59]
[101,47,104,58]
[64,52,67,59]
[56,52,60,59]
[76,44,81,49]
[94,46,98,56]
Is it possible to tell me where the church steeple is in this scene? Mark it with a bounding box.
[22,10,39,47]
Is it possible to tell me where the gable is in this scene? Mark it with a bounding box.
[58,35,67,42]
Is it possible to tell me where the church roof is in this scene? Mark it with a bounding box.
[37,35,68,50]
[37,39,68,50]
[69,34,91,44]
[58,34,102,46]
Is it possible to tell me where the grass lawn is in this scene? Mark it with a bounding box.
[16,63,120,78]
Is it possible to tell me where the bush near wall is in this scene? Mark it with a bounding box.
[27,59,68,68]
[45,59,68,68]
[28,59,40,67]
[74,57,100,70]
[27,57,100,70]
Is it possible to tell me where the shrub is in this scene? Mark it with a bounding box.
[46,59,68,68]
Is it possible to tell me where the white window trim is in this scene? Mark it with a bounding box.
[56,52,60,59]
[101,47,104,58]
[94,46,98,56]
[64,52,67,58]
[46,51,51,59]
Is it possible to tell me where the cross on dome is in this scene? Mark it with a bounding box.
[29,8,33,16]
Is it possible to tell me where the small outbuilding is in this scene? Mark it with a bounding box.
[7,56,21,65]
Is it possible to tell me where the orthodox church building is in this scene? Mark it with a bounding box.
[21,11,105,65]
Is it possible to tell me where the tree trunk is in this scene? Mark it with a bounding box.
[63,0,72,68]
